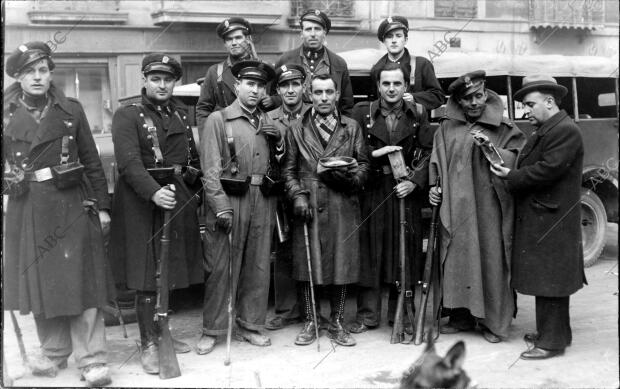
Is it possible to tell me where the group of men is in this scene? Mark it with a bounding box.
[3,9,586,387]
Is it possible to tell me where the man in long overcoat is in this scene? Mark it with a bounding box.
[198,60,283,354]
[271,10,354,116]
[109,54,203,374]
[349,62,434,335]
[428,70,526,343]
[3,41,113,386]
[283,74,369,346]
[491,75,586,359]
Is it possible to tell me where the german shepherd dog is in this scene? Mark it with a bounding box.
[400,334,471,389]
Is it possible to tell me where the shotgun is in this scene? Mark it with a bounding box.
[155,186,181,379]
[224,232,234,366]
[414,178,441,345]
[303,222,320,352]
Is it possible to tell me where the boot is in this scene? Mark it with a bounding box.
[136,292,159,374]
[327,285,356,346]
[295,282,318,346]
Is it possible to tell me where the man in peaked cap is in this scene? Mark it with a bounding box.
[199,59,284,354]
[370,16,445,111]
[428,70,526,344]
[196,17,258,128]
[271,9,354,116]
[491,75,585,360]
[109,52,203,374]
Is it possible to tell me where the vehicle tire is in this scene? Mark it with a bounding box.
[581,188,607,267]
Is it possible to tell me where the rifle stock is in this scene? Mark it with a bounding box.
[390,198,408,344]
[155,206,181,379]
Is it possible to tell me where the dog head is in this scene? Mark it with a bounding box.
[400,335,470,389]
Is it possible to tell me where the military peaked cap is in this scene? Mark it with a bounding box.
[142,53,182,80]
[377,16,409,41]
[5,41,55,78]
[231,60,276,83]
[216,17,252,39]
[275,64,307,85]
[447,70,486,97]
[299,9,331,33]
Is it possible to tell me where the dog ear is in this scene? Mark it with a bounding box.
[443,341,466,370]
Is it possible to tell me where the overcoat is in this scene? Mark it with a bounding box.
[196,57,237,128]
[274,47,354,116]
[505,110,586,297]
[352,100,435,287]
[283,110,369,285]
[109,92,203,292]
[3,83,114,319]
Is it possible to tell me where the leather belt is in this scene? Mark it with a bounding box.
[25,167,53,182]
[250,174,264,185]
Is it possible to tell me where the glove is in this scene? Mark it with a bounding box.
[216,212,233,234]
[293,196,312,222]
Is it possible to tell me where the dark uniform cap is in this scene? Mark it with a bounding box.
[141,53,182,80]
[447,70,486,97]
[275,64,307,85]
[377,16,409,41]
[299,9,331,33]
[216,17,252,39]
[231,60,276,83]
[513,74,568,102]
[5,41,55,78]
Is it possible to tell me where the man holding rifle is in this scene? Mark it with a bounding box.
[349,62,434,336]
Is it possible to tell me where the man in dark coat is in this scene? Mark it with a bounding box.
[196,17,258,128]
[349,62,434,335]
[198,60,283,354]
[270,10,354,116]
[3,41,113,386]
[283,74,369,346]
[370,16,445,111]
[109,53,203,374]
[429,70,526,343]
[491,75,586,360]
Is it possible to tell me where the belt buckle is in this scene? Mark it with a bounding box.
[34,167,53,182]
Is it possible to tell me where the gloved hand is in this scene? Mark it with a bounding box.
[259,123,282,142]
[293,196,312,222]
[216,212,233,234]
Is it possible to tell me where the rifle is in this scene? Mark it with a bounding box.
[9,311,29,368]
[154,185,181,379]
[303,221,320,352]
[413,177,441,345]
[224,232,233,366]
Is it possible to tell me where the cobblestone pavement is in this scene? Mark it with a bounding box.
[3,224,618,388]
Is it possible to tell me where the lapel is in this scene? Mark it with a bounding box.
[30,101,73,152]
[298,111,325,162]
[322,116,351,157]
[367,101,390,146]
[390,102,418,145]
[518,111,567,163]
[221,66,237,97]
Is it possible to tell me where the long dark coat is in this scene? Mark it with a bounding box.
[505,110,586,297]
[195,57,237,129]
[352,100,435,287]
[283,111,369,285]
[109,92,203,292]
[3,83,114,319]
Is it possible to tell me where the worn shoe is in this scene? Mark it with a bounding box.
[196,334,217,355]
[172,337,191,354]
[295,321,318,345]
[520,347,565,360]
[80,363,112,387]
[265,316,303,331]
[235,327,271,347]
[31,356,68,377]
[140,342,159,374]
[481,327,502,343]
[348,321,378,334]
[439,322,474,334]
[327,326,357,346]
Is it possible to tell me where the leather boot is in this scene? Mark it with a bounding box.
[327,285,356,346]
[136,292,159,374]
[295,282,318,345]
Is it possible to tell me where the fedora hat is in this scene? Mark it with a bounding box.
[514,74,568,101]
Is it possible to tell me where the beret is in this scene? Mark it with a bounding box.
[231,60,276,83]
[142,53,182,80]
[275,64,307,84]
[447,70,486,97]
[5,41,55,78]
[299,9,331,33]
[377,16,409,41]
[216,17,252,39]
[513,74,568,102]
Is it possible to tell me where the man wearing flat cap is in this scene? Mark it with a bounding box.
[491,75,586,360]
[109,53,203,374]
[428,70,526,343]
[370,16,445,111]
[271,9,354,116]
[196,17,258,128]
[3,41,113,386]
[199,60,283,353]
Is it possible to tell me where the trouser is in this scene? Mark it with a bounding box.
[34,308,107,369]
[273,239,301,320]
[535,296,571,350]
[355,284,401,327]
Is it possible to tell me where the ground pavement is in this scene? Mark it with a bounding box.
[2,224,618,388]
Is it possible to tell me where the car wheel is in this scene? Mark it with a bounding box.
[581,188,607,267]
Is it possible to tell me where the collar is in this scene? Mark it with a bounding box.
[141,90,174,114]
[379,99,403,117]
[238,100,257,115]
[282,103,304,119]
[382,48,411,66]
[369,98,419,119]
[302,46,325,59]
[445,89,504,127]
[387,50,406,63]
[226,99,262,121]
[535,110,568,136]
[4,82,72,116]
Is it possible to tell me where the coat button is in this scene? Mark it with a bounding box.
[318,207,324,212]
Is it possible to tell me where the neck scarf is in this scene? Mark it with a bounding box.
[312,108,338,147]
